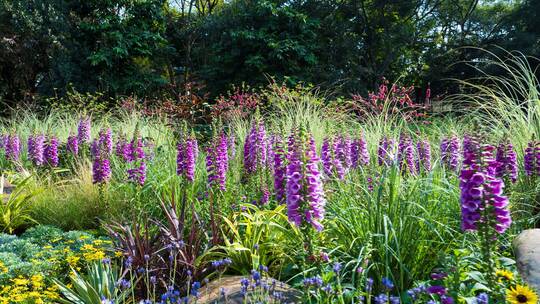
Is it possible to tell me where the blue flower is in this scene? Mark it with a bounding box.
[333,262,342,273]
[476,293,489,304]
[382,277,394,290]
[374,294,389,304]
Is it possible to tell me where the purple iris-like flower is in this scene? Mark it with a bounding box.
[332,139,346,179]
[28,134,45,165]
[128,162,146,186]
[77,117,91,144]
[67,134,79,156]
[45,136,59,167]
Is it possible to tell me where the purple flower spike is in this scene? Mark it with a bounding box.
[378,137,394,166]
[243,120,267,174]
[416,139,431,172]
[460,137,511,234]
[45,136,59,167]
[5,134,21,161]
[93,157,111,184]
[286,128,326,232]
[178,134,198,182]
[28,134,45,165]
[273,137,286,203]
[206,132,229,191]
[398,135,416,174]
[441,136,460,171]
[77,117,91,144]
[67,134,79,156]
[495,141,518,183]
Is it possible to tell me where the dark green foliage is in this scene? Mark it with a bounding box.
[0,0,537,107]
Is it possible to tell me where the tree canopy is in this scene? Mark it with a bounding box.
[0,0,537,107]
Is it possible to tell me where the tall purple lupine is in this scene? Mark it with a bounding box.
[45,136,59,167]
[286,128,326,231]
[128,162,146,186]
[358,135,370,166]
[228,134,236,158]
[77,117,91,144]
[397,135,416,174]
[67,134,79,156]
[416,139,432,172]
[99,129,113,155]
[273,137,287,203]
[91,132,112,184]
[28,134,46,166]
[206,132,229,191]
[243,120,267,174]
[115,137,132,162]
[460,137,511,233]
[93,157,111,184]
[441,136,460,171]
[321,138,333,177]
[177,134,198,182]
[524,141,538,176]
[337,137,352,169]
[127,137,146,185]
[495,141,518,183]
[5,134,21,161]
[378,137,394,166]
[331,139,346,179]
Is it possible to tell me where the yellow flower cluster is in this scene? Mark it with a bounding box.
[81,243,106,262]
[0,274,59,304]
[0,237,114,303]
